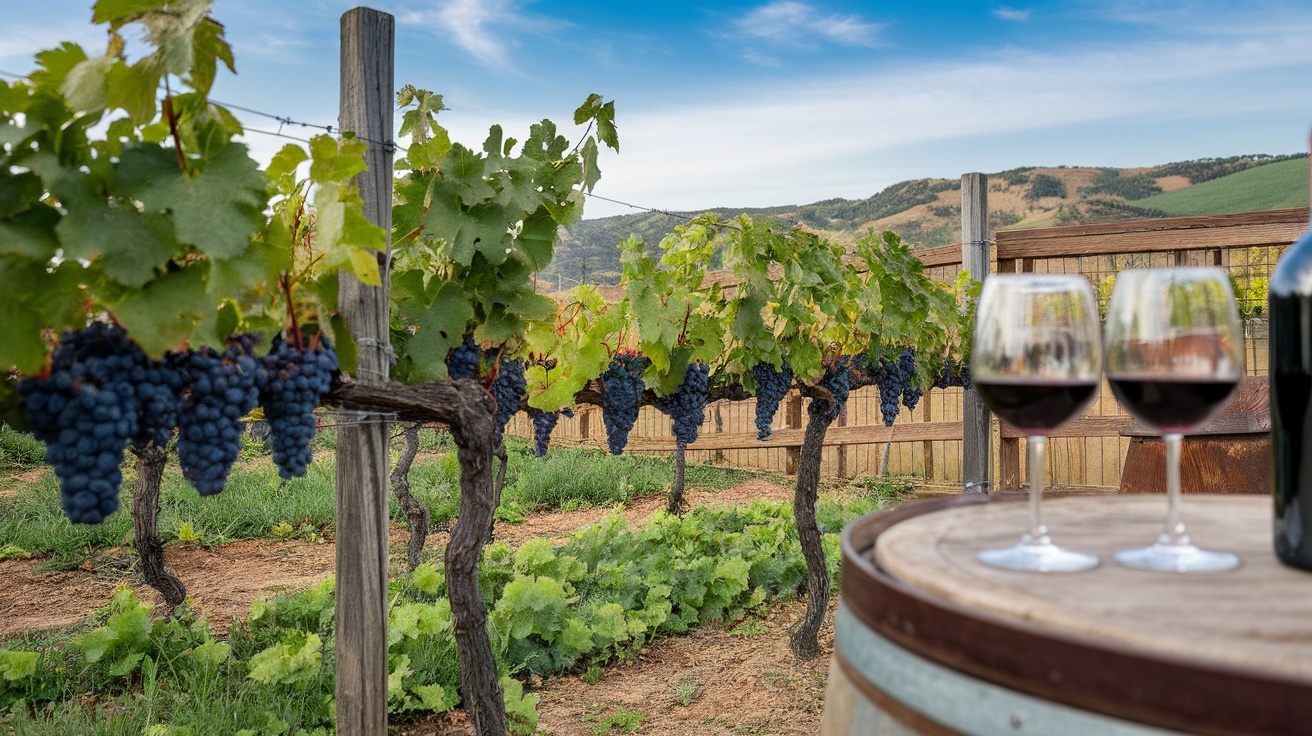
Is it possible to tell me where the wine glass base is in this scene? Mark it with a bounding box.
[1113,543,1240,573]
[978,542,1100,572]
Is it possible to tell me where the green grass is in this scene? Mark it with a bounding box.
[0,424,45,472]
[1135,157,1310,215]
[0,425,789,566]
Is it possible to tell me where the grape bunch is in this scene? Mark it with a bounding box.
[873,354,908,427]
[600,351,648,455]
[175,342,260,496]
[130,355,185,452]
[817,355,853,415]
[931,358,972,390]
[898,348,923,413]
[257,334,339,480]
[488,356,526,446]
[527,407,564,457]
[751,360,792,440]
[19,324,144,524]
[446,337,480,380]
[655,361,710,448]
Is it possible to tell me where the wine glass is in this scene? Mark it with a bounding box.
[973,274,1103,572]
[1105,267,1243,572]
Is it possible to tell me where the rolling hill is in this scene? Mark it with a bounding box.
[547,154,1309,287]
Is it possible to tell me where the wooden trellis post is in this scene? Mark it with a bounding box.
[961,172,992,493]
[336,8,394,735]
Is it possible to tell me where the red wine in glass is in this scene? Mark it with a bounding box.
[975,378,1100,433]
[1107,376,1238,434]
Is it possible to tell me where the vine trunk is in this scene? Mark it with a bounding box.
[789,396,839,659]
[390,423,429,571]
[131,445,186,609]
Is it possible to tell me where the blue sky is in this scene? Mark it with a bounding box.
[3,1,1311,219]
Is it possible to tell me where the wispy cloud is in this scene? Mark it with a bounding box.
[400,0,566,73]
[993,6,1031,22]
[587,27,1312,216]
[733,2,882,50]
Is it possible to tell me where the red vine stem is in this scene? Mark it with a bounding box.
[162,84,186,174]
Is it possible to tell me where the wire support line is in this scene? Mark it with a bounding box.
[581,191,743,231]
[0,69,27,80]
[211,97,396,152]
[241,127,313,144]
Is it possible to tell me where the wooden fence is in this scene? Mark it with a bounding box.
[508,193,1309,492]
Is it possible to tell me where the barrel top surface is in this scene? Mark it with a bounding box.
[873,494,1312,682]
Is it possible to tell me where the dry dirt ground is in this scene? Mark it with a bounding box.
[0,478,836,735]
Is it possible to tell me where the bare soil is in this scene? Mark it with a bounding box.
[1,478,838,734]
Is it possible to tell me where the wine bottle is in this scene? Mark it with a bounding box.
[1269,136,1312,571]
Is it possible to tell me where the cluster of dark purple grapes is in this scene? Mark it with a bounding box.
[931,359,972,390]
[601,351,649,455]
[817,356,854,414]
[751,360,792,440]
[489,357,526,446]
[19,324,144,524]
[175,343,261,496]
[256,335,338,480]
[446,337,480,380]
[527,407,573,457]
[655,361,710,449]
[898,349,923,413]
[872,355,909,427]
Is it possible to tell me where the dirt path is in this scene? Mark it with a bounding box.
[0,480,797,638]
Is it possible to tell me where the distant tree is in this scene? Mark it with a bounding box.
[1026,174,1068,201]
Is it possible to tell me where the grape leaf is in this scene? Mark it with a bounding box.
[108,263,212,356]
[106,57,161,125]
[92,0,169,27]
[399,282,474,381]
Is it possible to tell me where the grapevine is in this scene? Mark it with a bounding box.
[600,351,648,455]
[816,356,854,414]
[751,360,792,440]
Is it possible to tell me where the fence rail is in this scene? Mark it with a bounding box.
[508,199,1308,491]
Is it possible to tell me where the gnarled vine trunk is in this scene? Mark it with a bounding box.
[390,423,429,571]
[489,443,508,543]
[330,377,507,736]
[667,444,686,515]
[131,445,186,610]
[789,394,840,659]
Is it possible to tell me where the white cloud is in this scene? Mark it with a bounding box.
[993,6,1031,22]
[399,0,566,73]
[583,30,1312,217]
[733,2,881,49]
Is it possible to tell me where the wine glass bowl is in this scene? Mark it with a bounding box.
[1104,267,1243,572]
[972,274,1102,572]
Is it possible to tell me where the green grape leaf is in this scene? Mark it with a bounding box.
[439,144,495,205]
[329,312,358,375]
[190,17,234,98]
[0,204,61,260]
[106,57,161,125]
[117,141,265,260]
[31,43,89,92]
[92,0,169,27]
[309,135,368,184]
[61,52,114,113]
[580,137,601,193]
[0,302,51,375]
[267,143,308,183]
[399,282,474,381]
[108,263,211,356]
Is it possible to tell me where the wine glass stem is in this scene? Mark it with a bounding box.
[1163,433,1187,545]
[1027,434,1049,545]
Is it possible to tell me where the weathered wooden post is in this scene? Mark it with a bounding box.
[961,173,991,493]
[336,8,394,734]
